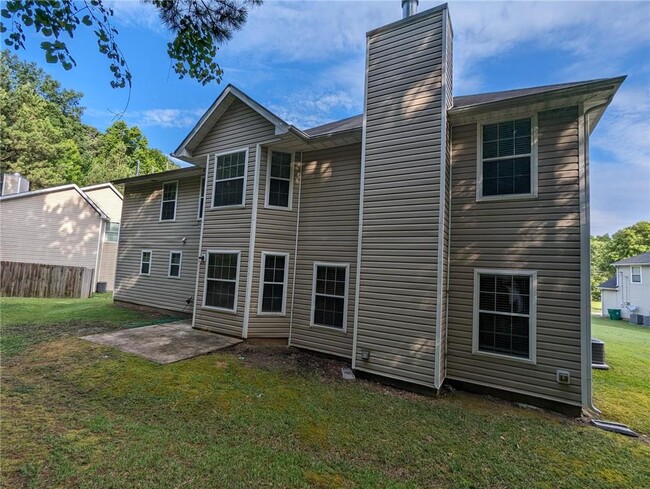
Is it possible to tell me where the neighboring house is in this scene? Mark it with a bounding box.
[112,4,624,413]
[0,181,123,291]
[600,252,650,319]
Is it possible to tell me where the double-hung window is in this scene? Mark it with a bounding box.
[479,117,535,199]
[160,181,178,221]
[311,263,349,330]
[168,251,182,278]
[259,252,288,314]
[104,222,120,242]
[631,266,642,284]
[198,176,205,219]
[140,250,152,275]
[266,151,292,209]
[213,150,246,207]
[204,251,240,312]
[473,269,536,362]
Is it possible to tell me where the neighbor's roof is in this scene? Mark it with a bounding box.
[112,166,203,186]
[80,182,123,201]
[612,251,650,266]
[305,115,364,137]
[598,277,618,289]
[0,183,109,220]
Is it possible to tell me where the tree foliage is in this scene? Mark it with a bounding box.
[1,0,262,88]
[591,221,650,299]
[0,50,172,189]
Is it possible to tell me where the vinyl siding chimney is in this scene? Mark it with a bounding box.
[354,4,453,388]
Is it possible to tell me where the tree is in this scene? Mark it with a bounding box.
[1,0,262,88]
[590,221,650,300]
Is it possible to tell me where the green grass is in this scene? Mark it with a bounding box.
[592,315,650,434]
[0,294,178,359]
[1,297,649,488]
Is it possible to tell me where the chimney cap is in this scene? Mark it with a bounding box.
[402,0,419,18]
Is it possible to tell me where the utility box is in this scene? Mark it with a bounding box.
[96,281,107,294]
[629,313,644,325]
[643,316,650,327]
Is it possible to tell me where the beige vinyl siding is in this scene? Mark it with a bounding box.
[355,8,447,386]
[98,241,118,290]
[248,147,299,337]
[446,106,583,406]
[290,143,361,358]
[0,188,102,271]
[193,99,277,337]
[114,176,201,313]
[83,186,123,222]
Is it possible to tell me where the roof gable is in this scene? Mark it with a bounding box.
[0,184,108,220]
[613,251,650,266]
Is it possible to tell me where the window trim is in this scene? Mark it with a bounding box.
[264,150,294,211]
[472,268,537,364]
[197,176,206,220]
[631,265,642,284]
[104,222,120,242]
[140,249,152,276]
[159,180,178,221]
[211,148,249,209]
[310,261,350,332]
[257,251,290,316]
[202,249,241,314]
[168,251,183,279]
[476,113,538,202]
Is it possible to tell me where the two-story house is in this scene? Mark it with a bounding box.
[112,3,624,414]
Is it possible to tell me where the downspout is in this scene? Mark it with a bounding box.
[580,98,611,413]
[191,156,209,329]
[243,144,262,339]
[288,151,303,347]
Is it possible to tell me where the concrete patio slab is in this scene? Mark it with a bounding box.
[81,321,241,364]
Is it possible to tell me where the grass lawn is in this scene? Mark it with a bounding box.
[1,296,649,488]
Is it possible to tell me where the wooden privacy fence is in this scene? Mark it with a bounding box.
[0,261,94,298]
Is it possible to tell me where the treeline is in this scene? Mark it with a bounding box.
[591,221,650,300]
[0,50,174,190]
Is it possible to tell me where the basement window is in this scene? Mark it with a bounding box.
[311,262,349,330]
[266,151,292,209]
[259,252,289,314]
[473,269,537,363]
[213,150,247,208]
[478,117,537,200]
[168,251,182,278]
[204,251,240,312]
[631,266,642,284]
[140,250,152,275]
[160,181,178,221]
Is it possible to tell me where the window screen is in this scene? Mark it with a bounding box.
[104,222,120,242]
[169,252,182,278]
[267,151,292,208]
[482,118,532,197]
[140,251,152,275]
[261,254,287,313]
[205,252,239,310]
[160,181,178,220]
[214,151,246,207]
[313,264,347,329]
[477,273,531,358]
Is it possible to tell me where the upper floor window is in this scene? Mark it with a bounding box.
[478,117,536,200]
[213,150,247,208]
[198,176,205,219]
[631,266,642,284]
[160,181,178,221]
[104,222,120,242]
[473,269,537,363]
[266,151,292,209]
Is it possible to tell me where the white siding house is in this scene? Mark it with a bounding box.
[600,252,650,319]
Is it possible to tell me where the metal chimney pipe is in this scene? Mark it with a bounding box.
[402,0,418,18]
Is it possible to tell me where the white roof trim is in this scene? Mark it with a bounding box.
[0,183,109,220]
[81,182,124,201]
[173,84,303,159]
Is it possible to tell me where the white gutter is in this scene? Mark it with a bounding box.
[191,156,209,328]
[288,152,304,347]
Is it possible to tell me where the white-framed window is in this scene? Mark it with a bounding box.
[631,266,642,284]
[472,269,537,363]
[212,149,247,208]
[258,252,289,315]
[160,181,178,221]
[265,151,293,209]
[477,115,537,201]
[203,250,240,312]
[140,250,152,275]
[197,176,206,220]
[168,251,182,279]
[311,262,349,331]
[104,222,120,242]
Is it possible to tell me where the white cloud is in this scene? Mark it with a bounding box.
[129,108,206,128]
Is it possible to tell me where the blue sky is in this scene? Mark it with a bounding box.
[13,0,650,235]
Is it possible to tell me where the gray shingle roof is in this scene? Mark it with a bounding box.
[304,115,364,137]
[612,251,650,266]
[598,277,618,289]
